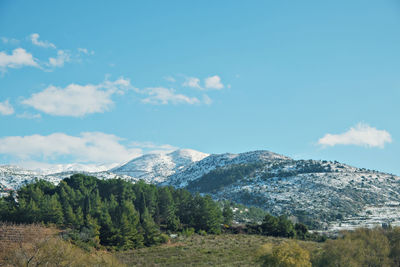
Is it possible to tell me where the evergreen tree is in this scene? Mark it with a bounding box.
[141,208,161,246]
[222,205,234,225]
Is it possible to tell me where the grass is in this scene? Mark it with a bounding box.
[116,234,321,267]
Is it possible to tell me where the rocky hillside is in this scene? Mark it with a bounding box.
[111,149,209,183]
[1,149,400,231]
[180,156,400,229]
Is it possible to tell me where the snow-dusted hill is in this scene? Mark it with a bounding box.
[111,149,209,183]
[183,158,400,230]
[1,149,400,231]
[165,150,289,188]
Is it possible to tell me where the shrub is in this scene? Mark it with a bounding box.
[259,240,312,267]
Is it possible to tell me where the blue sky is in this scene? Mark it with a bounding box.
[1,0,400,174]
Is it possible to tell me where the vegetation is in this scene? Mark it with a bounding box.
[187,163,263,193]
[116,227,400,266]
[116,234,308,266]
[0,174,226,250]
[0,223,125,267]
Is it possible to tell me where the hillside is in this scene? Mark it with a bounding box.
[1,149,399,231]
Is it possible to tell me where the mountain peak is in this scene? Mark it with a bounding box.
[111,148,209,183]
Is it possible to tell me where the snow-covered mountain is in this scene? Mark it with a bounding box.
[1,149,400,231]
[111,149,209,183]
[165,150,289,188]
[180,156,400,230]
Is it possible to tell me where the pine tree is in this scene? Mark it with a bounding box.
[119,200,143,249]
[222,205,234,225]
[158,187,180,231]
[64,203,77,227]
[141,208,161,246]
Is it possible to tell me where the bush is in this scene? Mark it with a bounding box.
[316,228,391,267]
[2,234,125,266]
[259,240,312,267]
[198,230,207,236]
[182,227,195,237]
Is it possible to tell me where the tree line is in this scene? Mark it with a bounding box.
[0,174,320,250]
[0,174,228,249]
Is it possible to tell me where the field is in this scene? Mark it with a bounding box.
[116,234,320,267]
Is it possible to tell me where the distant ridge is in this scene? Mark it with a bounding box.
[1,148,400,231]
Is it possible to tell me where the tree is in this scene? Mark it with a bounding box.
[141,208,161,246]
[192,194,222,234]
[222,205,234,225]
[317,228,391,267]
[119,200,143,249]
[158,187,180,231]
[260,241,312,267]
[40,194,63,224]
[295,223,308,240]
[261,214,279,236]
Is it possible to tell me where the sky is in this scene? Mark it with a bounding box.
[1,0,400,174]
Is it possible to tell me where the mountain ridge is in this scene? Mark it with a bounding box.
[1,148,399,231]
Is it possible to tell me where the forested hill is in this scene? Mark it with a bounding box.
[2,149,400,231]
[0,174,229,249]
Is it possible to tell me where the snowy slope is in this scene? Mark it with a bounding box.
[180,157,400,230]
[165,150,289,187]
[2,149,400,231]
[111,149,209,183]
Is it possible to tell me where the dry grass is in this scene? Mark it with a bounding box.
[116,234,321,267]
[0,223,125,267]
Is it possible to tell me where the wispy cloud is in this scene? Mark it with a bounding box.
[318,123,392,148]
[16,112,41,119]
[47,50,71,68]
[164,76,176,82]
[0,100,14,115]
[141,87,200,105]
[1,37,19,45]
[78,48,94,55]
[22,78,132,117]
[30,33,56,49]
[0,48,39,71]
[182,77,201,89]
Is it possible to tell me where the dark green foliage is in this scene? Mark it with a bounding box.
[0,174,225,249]
[247,214,321,241]
[187,163,264,193]
[222,204,234,225]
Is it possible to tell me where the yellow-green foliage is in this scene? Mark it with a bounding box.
[316,228,393,267]
[2,235,126,267]
[259,240,312,267]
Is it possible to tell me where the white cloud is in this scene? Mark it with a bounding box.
[30,33,56,49]
[318,123,392,148]
[0,48,39,70]
[183,77,201,89]
[16,112,41,119]
[48,50,70,67]
[22,78,132,117]
[0,100,14,115]
[204,75,224,90]
[141,87,200,105]
[0,132,143,164]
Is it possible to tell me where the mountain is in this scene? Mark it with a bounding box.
[111,149,209,183]
[0,165,132,193]
[177,154,400,230]
[1,149,400,231]
[165,150,289,188]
